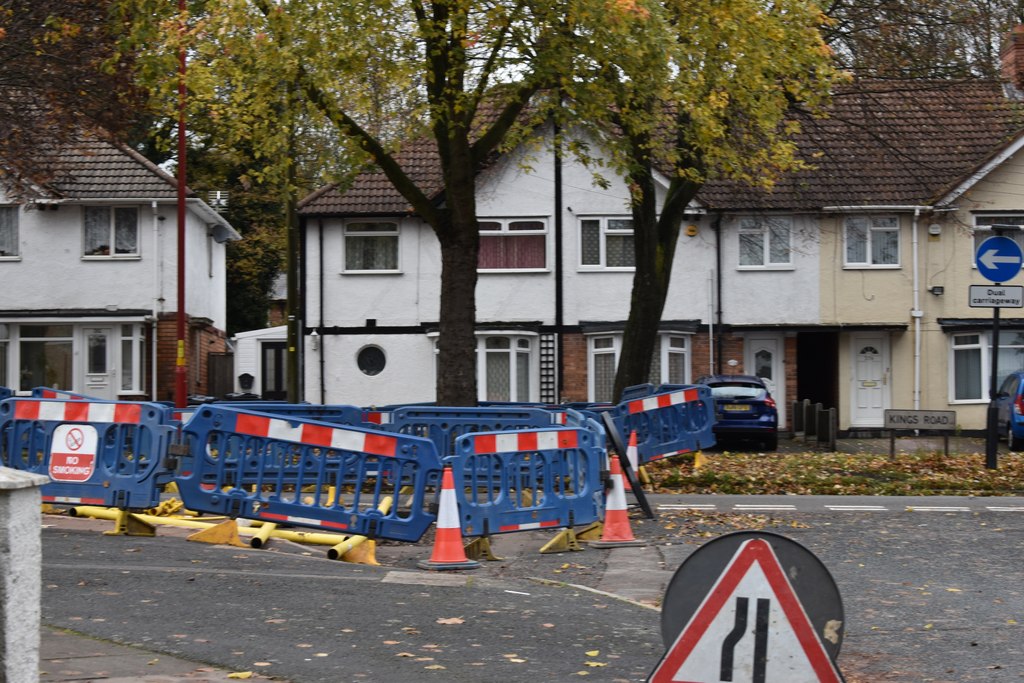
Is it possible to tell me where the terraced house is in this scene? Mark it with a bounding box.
[260,40,1024,435]
[0,135,239,401]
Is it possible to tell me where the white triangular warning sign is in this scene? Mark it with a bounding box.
[648,538,844,683]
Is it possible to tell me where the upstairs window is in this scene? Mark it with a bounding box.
[845,215,899,267]
[579,217,634,269]
[0,206,18,258]
[478,219,547,270]
[344,221,399,272]
[739,216,791,267]
[84,206,139,257]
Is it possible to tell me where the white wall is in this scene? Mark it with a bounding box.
[305,333,437,405]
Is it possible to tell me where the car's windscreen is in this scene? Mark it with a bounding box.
[709,385,765,399]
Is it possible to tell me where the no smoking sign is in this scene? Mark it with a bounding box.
[49,424,99,482]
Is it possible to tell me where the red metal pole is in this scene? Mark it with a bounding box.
[174,0,188,409]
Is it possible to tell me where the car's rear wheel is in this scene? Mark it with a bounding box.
[1009,423,1023,452]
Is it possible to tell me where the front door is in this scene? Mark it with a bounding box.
[261,341,288,400]
[745,334,786,429]
[850,332,890,427]
[82,327,117,400]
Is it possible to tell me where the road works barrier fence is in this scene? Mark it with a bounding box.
[0,383,714,546]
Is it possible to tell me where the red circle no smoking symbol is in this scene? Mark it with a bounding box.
[65,427,85,451]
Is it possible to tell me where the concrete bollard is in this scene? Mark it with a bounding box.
[0,467,49,683]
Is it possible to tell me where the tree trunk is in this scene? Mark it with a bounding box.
[434,138,480,406]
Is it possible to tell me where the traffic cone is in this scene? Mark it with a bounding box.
[591,453,645,548]
[418,466,481,570]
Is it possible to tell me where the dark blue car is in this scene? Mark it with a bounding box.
[995,370,1024,451]
[697,374,779,451]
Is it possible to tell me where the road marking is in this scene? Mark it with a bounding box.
[658,504,718,511]
[825,505,889,511]
[985,506,1024,512]
[906,506,971,512]
[733,504,797,511]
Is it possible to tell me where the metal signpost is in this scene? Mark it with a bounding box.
[975,234,1024,469]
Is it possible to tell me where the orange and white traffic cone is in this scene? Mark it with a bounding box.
[591,452,645,548]
[418,465,481,570]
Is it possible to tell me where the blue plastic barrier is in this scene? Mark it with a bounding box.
[382,405,566,458]
[612,384,716,463]
[0,398,176,508]
[451,411,606,537]
[0,387,11,401]
[30,387,97,400]
[176,406,444,542]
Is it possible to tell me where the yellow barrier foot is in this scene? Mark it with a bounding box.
[694,451,707,470]
[104,510,157,537]
[41,504,61,515]
[638,465,651,486]
[539,528,583,554]
[163,481,179,494]
[574,521,604,542]
[186,519,248,547]
[464,536,503,561]
[147,498,184,517]
[340,539,380,565]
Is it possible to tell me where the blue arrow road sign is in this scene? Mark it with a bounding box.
[976,236,1024,283]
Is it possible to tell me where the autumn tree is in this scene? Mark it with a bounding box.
[0,0,140,190]
[824,0,1024,78]
[568,0,841,399]
[118,0,609,405]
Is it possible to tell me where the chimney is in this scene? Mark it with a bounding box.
[1001,25,1024,92]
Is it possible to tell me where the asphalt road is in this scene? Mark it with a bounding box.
[40,495,1024,682]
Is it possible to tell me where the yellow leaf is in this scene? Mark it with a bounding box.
[227,673,253,680]
[585,650,600,657]
[584,661,608,667]
[946,588,962,593]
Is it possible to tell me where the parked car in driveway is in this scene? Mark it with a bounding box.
[994,370,1024,450]
[696,374,779,450]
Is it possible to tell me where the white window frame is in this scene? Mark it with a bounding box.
[0,206,19,259]
[738,216,793,269]
[119,323,146,394]
[16,323,74,391]
[342,220,400,273]
[948,330,1024,403]
[0,323,8,388]
[476,333,537,403]
[973,215,1024,271]
[586,332,692,401]
[578,217,635,271]
[477,218,548,272]
[843,215,900,268]
[82,205,140,259]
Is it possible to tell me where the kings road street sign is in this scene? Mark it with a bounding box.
[976,236,1024,283]
[649,532,845,683]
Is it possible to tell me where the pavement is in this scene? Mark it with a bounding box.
[36,436,1024,683]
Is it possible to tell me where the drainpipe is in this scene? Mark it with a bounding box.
[317,218,326,404]
[713,214,724,374]
[553,119,564,401]
[151,201,162,401]
[911,208,922,410]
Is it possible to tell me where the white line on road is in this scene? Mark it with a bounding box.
[985,506,1024,512]
[733,504,798,511]
[906,506,971,512]
[824,505,889,511]
[657,504,717,511]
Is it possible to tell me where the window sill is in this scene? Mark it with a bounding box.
[479,268,550,274]
[0,256,21,261]
[82,255,141,261]
[341,269,403,275]
[577,267,635,273]
[736,265,794,271]
[948,398,988,405]
[842,264,901,270]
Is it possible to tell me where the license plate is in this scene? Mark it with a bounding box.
[723,404,749,412]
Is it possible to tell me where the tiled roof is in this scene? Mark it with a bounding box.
[299,138,442,216]
[5,134,184,201]
[303,79,1024,215]
[698,79,1024,210]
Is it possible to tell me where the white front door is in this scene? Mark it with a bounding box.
[82,327,117,400]
[745,334,785,429]
[850,332,890,427]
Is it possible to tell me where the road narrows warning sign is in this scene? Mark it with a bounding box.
[648,538,844,683]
